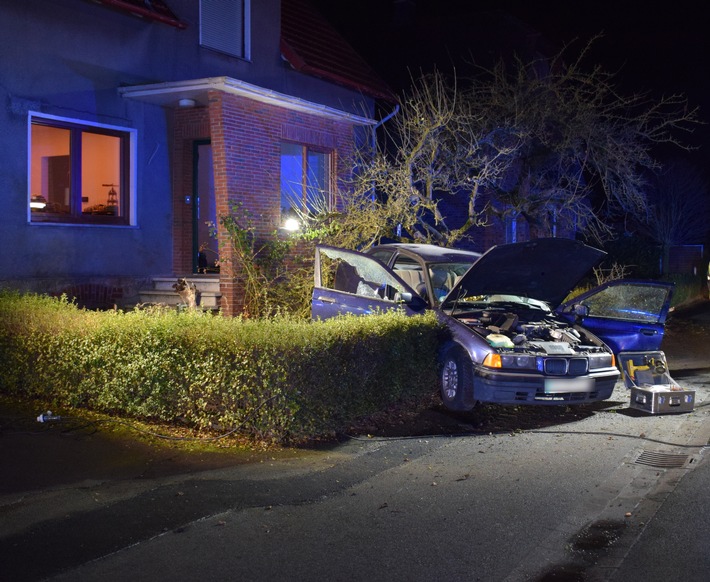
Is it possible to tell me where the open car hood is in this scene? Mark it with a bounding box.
[443,238,606,308]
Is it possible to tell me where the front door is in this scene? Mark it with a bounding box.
[193,141,218,273]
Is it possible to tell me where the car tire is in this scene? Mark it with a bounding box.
[439,342,473,410]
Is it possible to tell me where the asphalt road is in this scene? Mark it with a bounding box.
[1,300,709,581]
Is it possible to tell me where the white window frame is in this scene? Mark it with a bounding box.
[27,112,137,227]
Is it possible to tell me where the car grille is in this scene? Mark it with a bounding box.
[543,357,589,376]
[568,358,588,375]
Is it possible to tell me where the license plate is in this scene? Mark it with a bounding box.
[544,377,593,393]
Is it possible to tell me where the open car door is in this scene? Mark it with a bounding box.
[311,245,427,320]
[556,280,674,354]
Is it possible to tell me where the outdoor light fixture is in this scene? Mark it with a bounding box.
[282,217,300,232]
[178,98,196,108]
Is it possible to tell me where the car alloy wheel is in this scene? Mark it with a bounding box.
[442,358,459,401]
[439,342,471,410]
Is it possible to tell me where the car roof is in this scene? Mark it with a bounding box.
[370,243,482,263]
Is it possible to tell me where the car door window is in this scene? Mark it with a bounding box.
[557,280,674,354]
[575,283,671,324]
[369,249,395,266]
[317,246,408,300]
[392,256,425,296]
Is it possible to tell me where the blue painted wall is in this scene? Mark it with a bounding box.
[0,0,374,291]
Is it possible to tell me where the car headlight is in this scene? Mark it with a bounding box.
[588,353,615,370]
[501,354,538,369]
[483,353,538,370]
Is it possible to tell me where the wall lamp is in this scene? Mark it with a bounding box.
[282,217,300,232]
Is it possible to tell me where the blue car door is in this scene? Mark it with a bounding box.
[311,245,427,320]
[556,280,674,354]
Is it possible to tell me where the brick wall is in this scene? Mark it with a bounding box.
[51,283,124,310]
[204,90,356,316]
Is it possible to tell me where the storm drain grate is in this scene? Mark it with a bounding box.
[635,451,690,468]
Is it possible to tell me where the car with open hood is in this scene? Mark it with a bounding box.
[311,238,674,410]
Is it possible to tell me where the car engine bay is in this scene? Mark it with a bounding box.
[454,303,609,355]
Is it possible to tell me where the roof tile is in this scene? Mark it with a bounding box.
[281,0,396,101]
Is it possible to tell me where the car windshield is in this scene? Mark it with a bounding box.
[428,262,477,304]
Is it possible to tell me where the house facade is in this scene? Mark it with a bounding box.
[0,0,391,315]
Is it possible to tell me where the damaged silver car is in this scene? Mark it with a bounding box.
[312,238,674,410]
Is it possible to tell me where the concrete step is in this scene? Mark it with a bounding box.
[138,276,222,309]
[152,276,221,293]
[138,290,221,309]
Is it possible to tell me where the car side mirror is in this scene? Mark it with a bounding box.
[395,291,427,310]
[395,291,413,303]
[573,303,590,318]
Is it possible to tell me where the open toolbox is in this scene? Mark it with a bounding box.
[618,351,695,414]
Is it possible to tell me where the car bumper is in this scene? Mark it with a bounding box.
[472,367,620,405]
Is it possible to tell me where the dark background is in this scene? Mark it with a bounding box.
[315,0,710,169]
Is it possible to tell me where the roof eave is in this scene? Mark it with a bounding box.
[118,77,377,125]
[90,0,187,29]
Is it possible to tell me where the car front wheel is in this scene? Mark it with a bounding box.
[439,342,473,410]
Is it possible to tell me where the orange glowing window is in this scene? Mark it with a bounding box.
[30,116,132,225]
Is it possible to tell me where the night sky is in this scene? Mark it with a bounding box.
[315,0,710,168]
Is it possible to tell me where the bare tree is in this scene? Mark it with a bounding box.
[462,39,699,242]
[300,39,699,251]
[295,70,518,250]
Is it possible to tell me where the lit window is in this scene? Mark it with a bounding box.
[29,116,132,225]
[200,0,250,59]
[280,143,331,227]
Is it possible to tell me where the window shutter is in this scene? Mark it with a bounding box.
[200,0,245,58]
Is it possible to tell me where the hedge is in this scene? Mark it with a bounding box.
[0,291,447,443]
